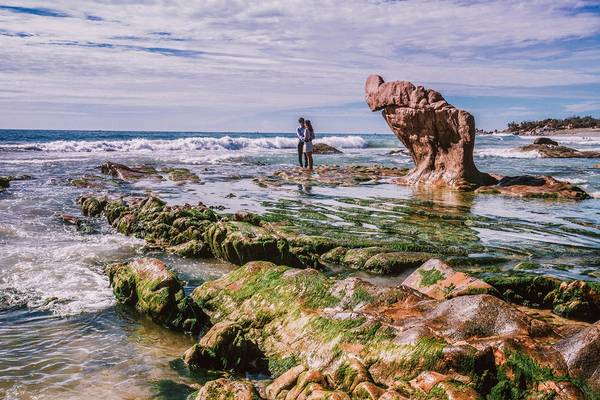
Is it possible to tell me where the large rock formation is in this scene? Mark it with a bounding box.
[365,75,497,190]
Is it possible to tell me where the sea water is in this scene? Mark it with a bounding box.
[0,130,599,399]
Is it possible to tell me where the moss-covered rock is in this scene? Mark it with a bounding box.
[183,261,597,398]
[0,176,11,189]
[204,221,312,268]
[546,280,600,322]
[195,378,258,400]
[483,274,561,307]
[106,258,202,333]
[362,251,434,275]
[343,247,388,269]
[161,167,200,184]
[80,196,107,217]
[403,259,498,300]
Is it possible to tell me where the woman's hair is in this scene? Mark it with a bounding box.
[305,120,314,138]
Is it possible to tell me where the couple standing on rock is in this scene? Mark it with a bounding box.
[296,117,315,171]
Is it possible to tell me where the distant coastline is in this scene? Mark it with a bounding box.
[502,116,600,136]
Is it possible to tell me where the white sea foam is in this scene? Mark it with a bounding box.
[0,233,143,316]
[475,148,541,158]
[556,177,588,185]
[0,135,368,153]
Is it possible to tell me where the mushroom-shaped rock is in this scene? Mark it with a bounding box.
[365,75,497,190]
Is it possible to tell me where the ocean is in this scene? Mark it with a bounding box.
[1,129,599,399]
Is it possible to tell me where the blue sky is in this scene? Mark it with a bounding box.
[0,1,600,133]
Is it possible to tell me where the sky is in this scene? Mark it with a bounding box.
[1,1,600,133]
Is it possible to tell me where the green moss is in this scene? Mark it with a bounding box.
[418,268,445,287]
[290,272,339,309]
[268,355,300,378]
[400,337,446,371]
[350,286,376,306]
[486,350,600,400]
[227,266,287,303]
[309,316,367,341]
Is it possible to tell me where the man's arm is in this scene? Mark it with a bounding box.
[296,127,304,141]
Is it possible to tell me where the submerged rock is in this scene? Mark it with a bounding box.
[160,167,200,184]
[365,75,497,190]
[403,259,498,300]
[182,261,597,398]
[256,165,408,187]
[312,143,343,154]
[99,161,160,180]
[0,176,10,190]
[106,258,202,332]
[476,175,590,200]
[60,214,97,234]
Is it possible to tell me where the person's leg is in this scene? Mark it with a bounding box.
[307,153,313,170]
[297,142,304,166]
[304,152,308,168]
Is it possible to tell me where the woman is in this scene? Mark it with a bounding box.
[303,120,315,171]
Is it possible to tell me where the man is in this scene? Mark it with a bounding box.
[296,117,307,167]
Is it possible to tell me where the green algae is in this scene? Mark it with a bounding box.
[418,268,444,287]
[268,354,300,378]
[486,350,600,400]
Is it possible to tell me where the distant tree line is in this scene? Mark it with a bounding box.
[507,116,600,132]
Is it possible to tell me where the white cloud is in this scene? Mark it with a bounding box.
[0,0,599,130]
[564,101,600,112]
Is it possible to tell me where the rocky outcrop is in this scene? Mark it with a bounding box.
[484,274,600,322]
[312,143,343,154]
[364,75,497,190]
[256,165,408,187]
[106,258,203,332]
[476,175,590,200]
[183,261,597,399]
[403,259,498,300]
[519,143,600,158]
[79,195,333,269]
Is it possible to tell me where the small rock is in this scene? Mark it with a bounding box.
[534,137,559,146]
[195,378,257,400]
[312,143,343,154]
[402,259,498,300]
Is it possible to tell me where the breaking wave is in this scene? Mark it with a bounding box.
[475,148,541,158]
[0,135,368,153]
